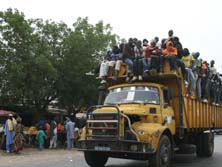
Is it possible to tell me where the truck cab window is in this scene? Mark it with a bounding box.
[104,86,160,105]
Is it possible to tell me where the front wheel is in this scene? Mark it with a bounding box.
[84,151,108,167]
[148,135,172,167]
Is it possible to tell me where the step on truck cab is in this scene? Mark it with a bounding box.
[77,62,222,167]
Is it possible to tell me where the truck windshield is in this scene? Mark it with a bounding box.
[104,86,160,105]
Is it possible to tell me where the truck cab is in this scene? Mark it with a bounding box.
[78,81,177,167]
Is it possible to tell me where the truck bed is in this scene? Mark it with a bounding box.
[178,97,222,130]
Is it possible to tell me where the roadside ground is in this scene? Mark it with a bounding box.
[0,148,79,166]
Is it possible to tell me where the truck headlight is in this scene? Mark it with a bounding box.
[138,130,145,135]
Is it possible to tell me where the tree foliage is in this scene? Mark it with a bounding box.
[0,9,118,113]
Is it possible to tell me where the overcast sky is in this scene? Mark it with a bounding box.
[1,0,222,71]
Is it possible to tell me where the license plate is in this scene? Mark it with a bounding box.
[94,146,111,151]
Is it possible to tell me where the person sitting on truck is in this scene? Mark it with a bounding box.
[142,38,150,73]
[215,73,222,106]
[192,53,202,100]
[182,48,195,98]
[142,38,148,69]
[109,45,123,80]
[173,37,183,59]
[98,46,123,81]
[162,41,178,74]
[142,39,151,74]
[216,75,222,106]
[109,46,123,77]
[114,43,124,79]
[154,36,161,49]
[207,60,217,104]
[201,61,210,103]
[142,38,149,55]
[173,37,188,85]
[122,38,134,82]
[98,50,112,81]
[164,30,175,47]
[210,72,219,105]
[168,29,174,42]
[191,52,200,76]
[149,39,164,74]
[161,38,167,49]
[131,40,143,82]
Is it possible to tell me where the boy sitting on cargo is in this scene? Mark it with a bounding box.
[182,48,195,98]
[216,75,222,106]
[122,38,134,82]
[207,60,217,104]
[149,39,164,74]
[107,45,123,80]
[210,72,219,105]
[98,50,111,81]
[201,61,209,103]
[98,46,122,81]
[192,53,202,100]
[131,40,143,82]
[173,37,188,85]
[162,41,177,74]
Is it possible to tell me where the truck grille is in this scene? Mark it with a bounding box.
[87,112,119,139]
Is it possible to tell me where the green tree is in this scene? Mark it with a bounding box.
[57,17,118,113]
[0,8,34,107]
[0,9,119,114]
[0,9,70,111]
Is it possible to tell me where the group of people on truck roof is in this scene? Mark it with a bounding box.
[93,30,222,106]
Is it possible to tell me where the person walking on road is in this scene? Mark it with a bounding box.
[65,117,75,150]
[4,113,17,153]
[44,120,50,148]
[36,127,47,151]
[49,118,57,149]
[14,117,25,153]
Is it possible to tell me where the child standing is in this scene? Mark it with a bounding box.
[36,128,47,151]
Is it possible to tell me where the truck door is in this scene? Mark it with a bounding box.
[162,88,176,134]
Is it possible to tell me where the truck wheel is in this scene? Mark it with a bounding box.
[84,151,108,167]
[196,133,204,157]
[196,132,214,157]
[148,135,171,167]
[203,132,214,157]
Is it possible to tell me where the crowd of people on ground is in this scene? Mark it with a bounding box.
[94,30,222,105]
[4,114,25,154]
[36,116,77,151]
[2,113,78,154]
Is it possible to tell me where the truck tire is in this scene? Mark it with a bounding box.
[84,151,108,167]
[202,132,214,157]
[196,133,204,157]
[148,135,171,167]
[196,132,214,157]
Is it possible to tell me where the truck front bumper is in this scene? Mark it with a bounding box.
[77,139,155,159]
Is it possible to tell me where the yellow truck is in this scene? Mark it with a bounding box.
[77,62,222,167]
